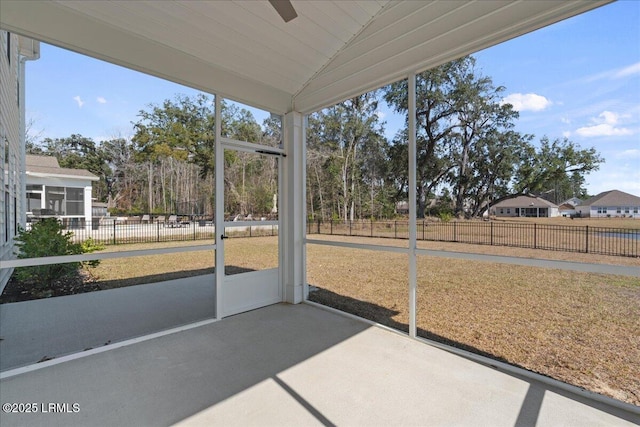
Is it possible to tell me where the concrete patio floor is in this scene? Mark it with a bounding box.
[1,303,638,427]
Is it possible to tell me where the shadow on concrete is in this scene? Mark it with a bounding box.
[0,304,369,427]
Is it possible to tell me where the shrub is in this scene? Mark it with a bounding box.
[438,211,453,222]
[13,219,102,293]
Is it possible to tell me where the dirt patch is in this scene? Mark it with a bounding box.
[0,271,100,304]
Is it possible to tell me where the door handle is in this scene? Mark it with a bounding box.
[220,234,228,240]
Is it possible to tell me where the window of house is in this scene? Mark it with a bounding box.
[4,191,8,243]
[66,188,84,215]
[499,208,504,214]
[26,185,43,214]
[506,208,511,214]
[634,207,639,214]
[45,186,65,215]
[616,207,621,213]
[625,207,630,213]
[26,192,41,213]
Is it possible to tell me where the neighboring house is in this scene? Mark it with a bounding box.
[25,155,99,228]
[562,197,582,207]
[558,197,581,217]
[491,195,559,218]
[0,31,39,291]
[558,203,577,217]
[395,201,409,215]
[576,190,640,218]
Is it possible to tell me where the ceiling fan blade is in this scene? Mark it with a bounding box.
[269,0,297,23]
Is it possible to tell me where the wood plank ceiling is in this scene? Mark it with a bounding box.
[0,0,611,114]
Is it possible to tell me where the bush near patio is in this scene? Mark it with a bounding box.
[12,218,104,297]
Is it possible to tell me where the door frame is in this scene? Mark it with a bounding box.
[214,96,285,318]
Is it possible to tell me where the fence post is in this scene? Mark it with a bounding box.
[157,221,160,243]
[371,219,374,237]
[394,221,397,239]
[113,219,117,245]
[317,219,320,234]
[585,225,589,253]
[349,220,352,236]
[490,222,494,246]
[193,220,196,240]
[533,223,537,249]
[249,225,252,237]
[422,221,425,240]
[330,219,333,235]
[454,221,457,242]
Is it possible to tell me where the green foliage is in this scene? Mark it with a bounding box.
[14,219,83,291]
[514,137,604,203]
[438,212,453,223]
[80,237,106,269]
[132,93,216,177]
[13,219,103,292]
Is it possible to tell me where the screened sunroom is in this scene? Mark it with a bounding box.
[0,1,638,426]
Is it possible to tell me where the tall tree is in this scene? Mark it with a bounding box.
[447,61,524,218]
[514,137,604,203]
[384,58,470,218]
[132,94,216,213]
[307,93,386,222]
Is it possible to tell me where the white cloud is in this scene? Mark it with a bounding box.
[562,131,571,138]
[575,123,632,137]
[97,97,107,104]
[560,116,571,124]
[579,61,640,83]
[501,93,552,112]
[575,110,633,137]
[618,149,640,159]
[614,61,640,79]
[599,110,619,125]
[73,96,84,108]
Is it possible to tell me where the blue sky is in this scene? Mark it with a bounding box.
[26,1,639,197]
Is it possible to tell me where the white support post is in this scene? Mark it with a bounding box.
[214,95,224,319]
[283,112,305,304]
[408,73,418,338]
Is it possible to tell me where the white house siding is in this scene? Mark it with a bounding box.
[1,31,21,290]
[578,206,640,219]
[0,31,38,292]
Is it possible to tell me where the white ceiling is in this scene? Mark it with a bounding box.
[0,0,611,114]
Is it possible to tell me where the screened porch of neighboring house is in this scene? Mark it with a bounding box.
[25,155,97,229]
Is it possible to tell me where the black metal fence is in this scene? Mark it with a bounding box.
[306,219,640,258]
[49,218,277,245]
[47,217,639,258]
